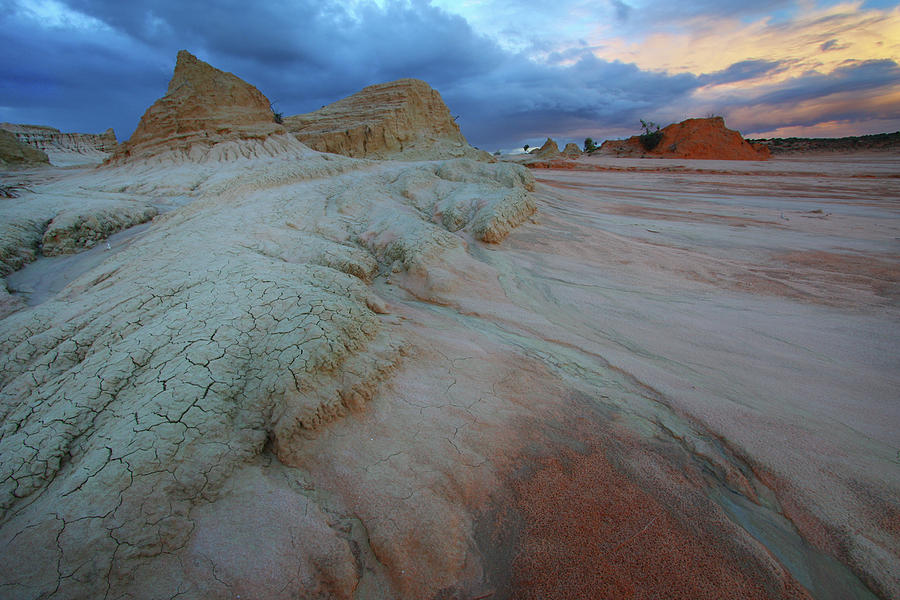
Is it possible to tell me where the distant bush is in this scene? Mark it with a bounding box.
[639,120,662,151]
[523,144,530,152]
[584,137,598,153]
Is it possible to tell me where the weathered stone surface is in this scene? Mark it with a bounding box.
[561,142,582,157]
[0,129,49,167]
[0,191,157,275]
[533,137,560,158]
[2,46,896,600]
[0,128,536,598]
[600,117,771,160]
[1,123,117,166]
[41,204,158,255]
[285,79,491,161]
[110,50,283,163]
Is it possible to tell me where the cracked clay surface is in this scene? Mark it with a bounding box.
[0,137,535,599]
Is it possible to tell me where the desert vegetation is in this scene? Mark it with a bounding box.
[639,119,662,150]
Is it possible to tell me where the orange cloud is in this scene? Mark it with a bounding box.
[593,2,900,83]
[728,84,900,135]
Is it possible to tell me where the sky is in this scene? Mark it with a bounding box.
[1,0,899,152]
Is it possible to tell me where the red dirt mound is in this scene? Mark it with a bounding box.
[601,117,771,160]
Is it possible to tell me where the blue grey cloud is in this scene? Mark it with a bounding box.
[698,60,788,86]
[752,59,900,105]
[1,0,897,150]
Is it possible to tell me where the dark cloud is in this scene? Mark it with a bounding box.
[0,0,699,147]
[443,52,699,148]
[610,0,632,22]
[711,59,900,134]
[698,60,787,86]
[751,59,900,105]
[1,1,897,150]
[819,38,847,52]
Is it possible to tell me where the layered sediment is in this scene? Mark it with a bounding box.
[110,50,283,163]
[1,123,117,166]
[0,129,49,167]
[285,79,491,161]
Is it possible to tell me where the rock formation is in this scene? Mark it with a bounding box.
[562,142,582,157]
[111,50,283,163]
[0,129,49,167]
[0,50,539,599]
[285,79,491,161]
[1,123,118,166]
[0,152,537,600]
[600,117,771,160]
[8,46,895,600]
[0,189,158,274]
[533,137,560,158]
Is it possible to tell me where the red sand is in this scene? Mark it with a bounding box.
[506,444,812,600]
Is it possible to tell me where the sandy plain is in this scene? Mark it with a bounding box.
[1,151,898,599]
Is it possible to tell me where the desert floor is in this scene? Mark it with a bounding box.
[3,153,898,599]
[331,153,900,598]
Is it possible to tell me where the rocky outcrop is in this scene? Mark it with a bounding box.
[0,192,157,276]
[1,124,117,167]
[110,50,283,163]
[0,129,49,167]
[41,204,158,255]
[1,123,117,153]
[600,117,771,160]
[0,146,536,598]
[533,137,560,158]
[562,142,582,157]
[285,79,491,161]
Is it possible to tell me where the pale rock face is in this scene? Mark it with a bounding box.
[111,50,283,163]
[0,131,536,598]
[0,129,49,167]
[0,193,157,275]
[40,203,158,256]
[1,123,117,166]
[285,79,492,161]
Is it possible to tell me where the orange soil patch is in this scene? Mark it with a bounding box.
[506,445,813,600]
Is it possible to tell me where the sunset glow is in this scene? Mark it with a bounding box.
[2,0,898,150]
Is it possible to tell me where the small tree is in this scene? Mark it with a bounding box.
[270,102,284,124]
[523,144,530,152]
[584,137,597,153]
[639,119,662,151]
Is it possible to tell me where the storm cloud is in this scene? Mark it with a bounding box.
[2,0,898,150]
